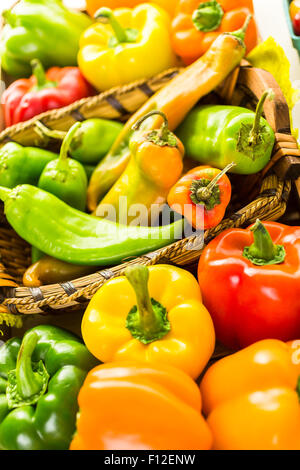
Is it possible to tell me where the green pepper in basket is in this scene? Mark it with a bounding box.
[0,0,93,77]
[0,325,98,450]
[35,118,124,165]
[38,123,88,212]
[176,90,275,175]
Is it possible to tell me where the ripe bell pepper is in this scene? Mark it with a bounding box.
[172,0,257,65]
[198,220,300,351]
[86,0,177,18]
[96,111,184,225]
[81,264,215,379]
[70,362,213,450]
[200,339,300,450]
[0,325,98,450]
[78,4,177,92]
[167,163,234,230]
[1,59,93,127]
[0,0,93,78]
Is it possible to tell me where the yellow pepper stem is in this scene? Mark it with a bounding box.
[94,7,139,46]
[125,265,171,344]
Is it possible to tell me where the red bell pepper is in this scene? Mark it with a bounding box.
[198,220,300,351]
[1,59,93,127]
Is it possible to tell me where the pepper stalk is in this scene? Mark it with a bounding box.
[132,111,178,148]
[94,7,139,47]
[30,59,57,92]
[243,219,286,266]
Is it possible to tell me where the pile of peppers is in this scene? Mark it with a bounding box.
[0,0,299,453]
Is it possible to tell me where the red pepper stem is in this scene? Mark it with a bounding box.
[15,332,44,399]
[94,7,128,43]
[196,162,236,201]
[59,122,81,163]
[248,90,274,146]
[125,265,171,344]
[35,121,67,141]
[31,59,48,88]
[243,219,286,266]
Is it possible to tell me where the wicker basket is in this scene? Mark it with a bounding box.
[0,64,299,316]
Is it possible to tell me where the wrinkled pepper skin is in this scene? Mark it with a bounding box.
[0,325,98,450]
[78,4,176,92]
[70,362,213,450]
[0,0,93,78]
[198,221,300,350]
[200,339,300,450]
[87,20,249,210]
[82,264,215,379]
[176,103,275,175]
[0,185,184,266]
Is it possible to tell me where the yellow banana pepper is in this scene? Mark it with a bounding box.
[81,264,215,379]
[78,4,177,92]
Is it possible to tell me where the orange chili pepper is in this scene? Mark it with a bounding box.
[70,362,213,450]
[172,0,257,65]
[290,0,300,21]
[85,0,177,17]
[167,163,233,230]
[200,339,300,450]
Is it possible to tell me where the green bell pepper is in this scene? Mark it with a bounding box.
[0,0,92,77]
[38,123,88,212]
[0,325,98,450]
[176,90,276,175]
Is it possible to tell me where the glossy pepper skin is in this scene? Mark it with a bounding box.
[35,118,124,166]
[96,111,184,226]
[78,4,176,92]
[87,17,250,211]
[38,123,88,212]
[0,185,184,266]
[1,59,93,127]
[86,0,177,18]
[198,220,300,351]
[200,339,300,450]
[70,362,213,450]
[0,0,92,78]
[82,264,215,379]
[176,91,275,175]
[168,164,233,230]
[172,0,257,65]
[0,325,98,450]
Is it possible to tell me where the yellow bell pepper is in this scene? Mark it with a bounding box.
[81,264,215,379]
[78,4,177,92]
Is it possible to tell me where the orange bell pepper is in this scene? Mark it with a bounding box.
[85,0,177,18]
[172,0,257,65]
[200,339,300,450]
[167,163,233,230]
[70,361,213,450]
[81,264,215,379]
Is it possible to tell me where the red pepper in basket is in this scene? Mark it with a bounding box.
[1,59,93,127]
[198,220,300,351]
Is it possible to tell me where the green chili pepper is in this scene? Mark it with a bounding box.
[38,123,88,212]
[0,184,184,266]
[0,325,98,450]
[36,119,124,165]
[0,0,92,77]
[176,90,276,175]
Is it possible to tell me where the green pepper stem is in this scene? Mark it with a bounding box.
[195,162,236,201]
[132,111,178,148]
[0,186,12,202]
[35,121,67,141]
[243,219,286,266]
[2,10,16,26]
[95,7,128,43]
[59,122,81,163]
[125,265,171,344]
[231,14,252,42]
[15,332,44,399]
[248,89,275,146]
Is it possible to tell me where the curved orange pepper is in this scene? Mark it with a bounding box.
[290,0,300,21]
[172,0,257,65]
[200,339,300,450]
[70,361,213,450]
[85,0,177,17]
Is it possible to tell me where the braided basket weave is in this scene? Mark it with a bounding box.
[0,64,299,316]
